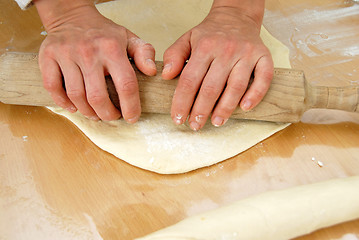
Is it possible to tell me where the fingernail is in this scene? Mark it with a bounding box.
[89,116,100,121]
[175,113,183,125]
[195,115,204,123]
[145,59,156,69]
[190,121,200,131]
[162,63,172,74]
[66,106,77,113]
[241,100,252,111]
[212,116,227,127]
[127,116,139,124]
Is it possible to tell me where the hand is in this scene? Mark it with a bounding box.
[162,5,273,130]
[36,1,156,122]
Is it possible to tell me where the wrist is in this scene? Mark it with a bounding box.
[33,0,97,31]
[211,0,265,26]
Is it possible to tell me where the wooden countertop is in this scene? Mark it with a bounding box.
[1,0,358,239]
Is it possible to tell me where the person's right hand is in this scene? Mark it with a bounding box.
[35,0,156,122]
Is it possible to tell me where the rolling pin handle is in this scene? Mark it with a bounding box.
[305,79,359,113]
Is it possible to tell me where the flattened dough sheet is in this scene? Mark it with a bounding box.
[50,0,291,174]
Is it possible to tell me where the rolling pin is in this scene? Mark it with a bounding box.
[0,52,358,123]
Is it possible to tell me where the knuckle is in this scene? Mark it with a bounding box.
[102,38,124,61]
[259,69,274,82]
[163,48,177,59]
[142,42,154,50]
[43,79,59,93]
[201,84,219,98]
[60,43,72,54]
[78,43,95,61]
[223,40,238,55]
[164,47,186,62]
[218,104,236,116]
[41,38,71,56]
[252,88,266,99]
[67,88,85,101]
[136,42,155,58]
[164,48,178,60]
[118,78,138,95]
[228,81,247,93]
[102,38,121,53]
[87,91,108,106]
[242,42,255,55]
[164,47,175,57]
[41,44,56,57]
[178,76,196,93]
[197,38,216,53]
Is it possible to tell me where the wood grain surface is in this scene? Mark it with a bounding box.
[1,52,358,123]
[0,0,358,239]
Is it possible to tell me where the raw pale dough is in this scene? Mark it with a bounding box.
[49,110,288,174]
[95,0,291,68]
[136,176,359,240]
[49,0,291,174]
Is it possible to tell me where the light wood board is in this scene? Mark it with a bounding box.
[0,0,358,239]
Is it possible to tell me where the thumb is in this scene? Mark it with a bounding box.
[127,31,157,76]
[162,31,191,80]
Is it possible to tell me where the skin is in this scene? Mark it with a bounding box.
[34,0,157,122]
[162,0,273,130]
[34,0,273,130]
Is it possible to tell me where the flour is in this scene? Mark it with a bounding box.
[46,0,291,174]
[138,116,228,161]
[136,177,359,240]
[136,115,252,163]
[49,107,289,174]
[264,2,359,87]
[0,162,104,240]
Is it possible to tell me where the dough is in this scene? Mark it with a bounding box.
[49,110,288,174]
[95,0,291,68]
[49,0,291,174]
[135,176,359,240]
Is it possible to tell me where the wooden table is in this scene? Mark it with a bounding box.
[1,0,358,239]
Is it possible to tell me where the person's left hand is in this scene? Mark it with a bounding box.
[162,6,274,131]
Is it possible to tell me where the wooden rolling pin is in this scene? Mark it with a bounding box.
[0,52,358,122]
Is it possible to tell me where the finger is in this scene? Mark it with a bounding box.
[59,61,99,120]
[127,32,157,76]
[106,55,141,123]
[171,53,213,126]
[240,54,274,111]
[188,59,230,131]
[162,32,191,80]
[82,64,122,121]
[39,56,77,113]
[211,60,254,127]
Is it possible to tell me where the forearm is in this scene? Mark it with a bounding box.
[211,0,265,26]
[33,0,97,30]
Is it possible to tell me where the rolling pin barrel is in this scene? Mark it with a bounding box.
[1,52,358,123]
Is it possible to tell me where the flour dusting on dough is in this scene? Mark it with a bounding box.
[46,0,292,174]
[48,109,289,174]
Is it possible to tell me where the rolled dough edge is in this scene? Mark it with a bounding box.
[47,107,290,174]
[136,176,359,240]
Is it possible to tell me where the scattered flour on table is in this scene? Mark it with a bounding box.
[334,234,359,240]
[0,169,104,240]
